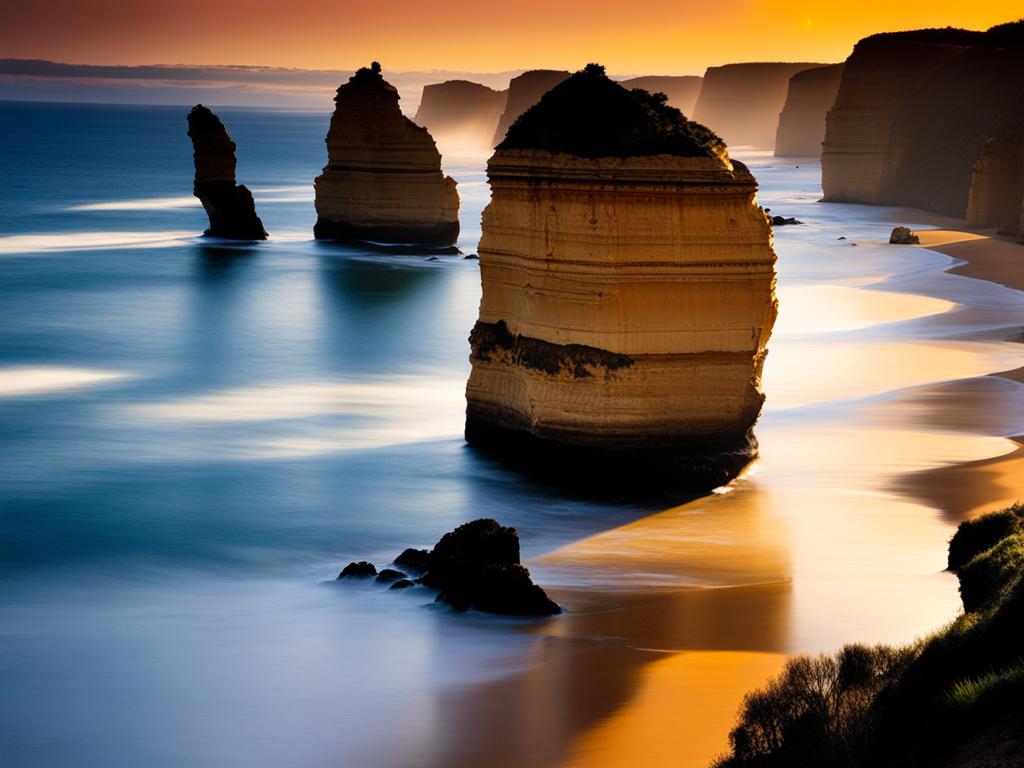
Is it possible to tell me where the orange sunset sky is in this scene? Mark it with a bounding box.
[2,1,1021,72]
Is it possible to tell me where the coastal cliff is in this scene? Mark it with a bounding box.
[691,62,826,149]
[186,105,266,240]
[466,65,778,489]
[491,69,570,146]
[822,22,1024,216]
[620,75,703,115]
[966,130,1024,240]
[414,80,506,148]
[314,62,459,246]
[773,64,844,157]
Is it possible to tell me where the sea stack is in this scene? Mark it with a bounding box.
[965,130,1024,240]
[466,64,778,490]
[414,80,507,149]
[314,62,460,246]
[491,69,571,146]
[691,62,826,149]
[822,22,1024,216]
[774,64,844,157]
[619,76,704,115]
[186,105,267,240]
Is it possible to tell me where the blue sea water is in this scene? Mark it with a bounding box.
[2,101,1022,768]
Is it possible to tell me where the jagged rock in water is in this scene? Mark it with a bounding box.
[389,579,415,590]
[338,561,377,578]
[774,64,844,157]
[889,226,920,244]
[393,548,431,574]
[822,22,1024,217]
[466,65,778,491]
[314,62,460,246]
[186,105,267,240]
[691,62,827,149]
[619,76,704,116]
[965,130,1024,240]
[491,69,570,146]
[772,216,803,225]
[413,80,506,148]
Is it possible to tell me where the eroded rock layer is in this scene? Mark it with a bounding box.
[491,69,570,146]
[822,22,1024,216]
[413,80,506,149]
[774,64,844,156]
[187,105,267,239]
[314,63,459,246]
[691,62,826,149]
[466,66,778,489]
[620,75,704,115]
[966,131,1024,239]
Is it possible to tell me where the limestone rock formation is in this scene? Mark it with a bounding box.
[691,62,826,149]
[620,75,704,115]
[186,105,267,240]
[413,80,506,148]
[466,65,778,490]
[774,64,844,156]
[965,130,1024,240]
[491,69,570,146]
[822,22,1024,217]
[314,62,460,246]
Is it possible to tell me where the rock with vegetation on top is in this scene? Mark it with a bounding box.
[491,69,571,146]
[314,62,459,247]
[186,105,267,240]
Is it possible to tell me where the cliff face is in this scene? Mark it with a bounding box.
[691,62,826,149]
[186,105,267,240]
[822,23,1024,216]
[413,80,506,149]
[774,64,844,157]
[620,75,703,115]
[491,69,570,146]
[966,131,1024,239]
[466,66,777,488]
[314,63,459,246]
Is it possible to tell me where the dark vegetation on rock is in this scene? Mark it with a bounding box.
[498,63,724,159]
[713,500,1024,768]
[186,105,267,240]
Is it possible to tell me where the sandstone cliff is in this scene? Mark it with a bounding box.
[491,69,570,146]
[774,64,844,157]
[822,22,1024,216]
[314,62,459,246]
[691,62,826,149]
[466,65,778,489]
[186,105,267,240]
[414,80,506,149]
[620,75,703,115]
[966,130,1024,240]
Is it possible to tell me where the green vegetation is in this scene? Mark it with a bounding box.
[713,500,1024,768]
[498,63,725,159]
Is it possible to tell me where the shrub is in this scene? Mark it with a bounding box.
[947,503,1023,571]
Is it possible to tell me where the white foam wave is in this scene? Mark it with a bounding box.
[0,231,196,255]
[0,366,131,397]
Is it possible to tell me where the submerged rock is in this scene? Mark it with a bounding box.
[314,62,460,246]
[772,216,804,225]
[389,579,415,590]
[186,105,267,240]
[338,561,377,578]
[375,568,407,584]
[466,64,778,491]
[889,226,920,244]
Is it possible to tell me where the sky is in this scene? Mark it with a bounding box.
[1,1,1020,73]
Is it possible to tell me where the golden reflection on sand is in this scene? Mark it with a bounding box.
[773,284,954,336]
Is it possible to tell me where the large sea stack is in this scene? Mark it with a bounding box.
[965,130,1024,240]
[491,69,571,146]
[466,65,778,490]
[774,64,845,157]
[186,105,267,240]
[414,80,507,148]
[821,22,1024,216]
[314,63,460,246]
[691,62,827,149]
[620,75,704,115]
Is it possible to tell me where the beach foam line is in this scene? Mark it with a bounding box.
[68,186,312,212]
[0,366,131,397]
[0,231,196,254]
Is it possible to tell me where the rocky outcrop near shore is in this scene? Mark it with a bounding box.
[466,65,778,490]
[774,64,844,156]
[314,62,459,246]
[965,130,1024,240]
[822,22,1024,217]
[414,80,507,148]
[186,105,267,239]
[691,62,826,149]
[620,75,703,115]
[491,69,570,146]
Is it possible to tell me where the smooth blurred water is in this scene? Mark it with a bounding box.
[2,103,1022,768]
